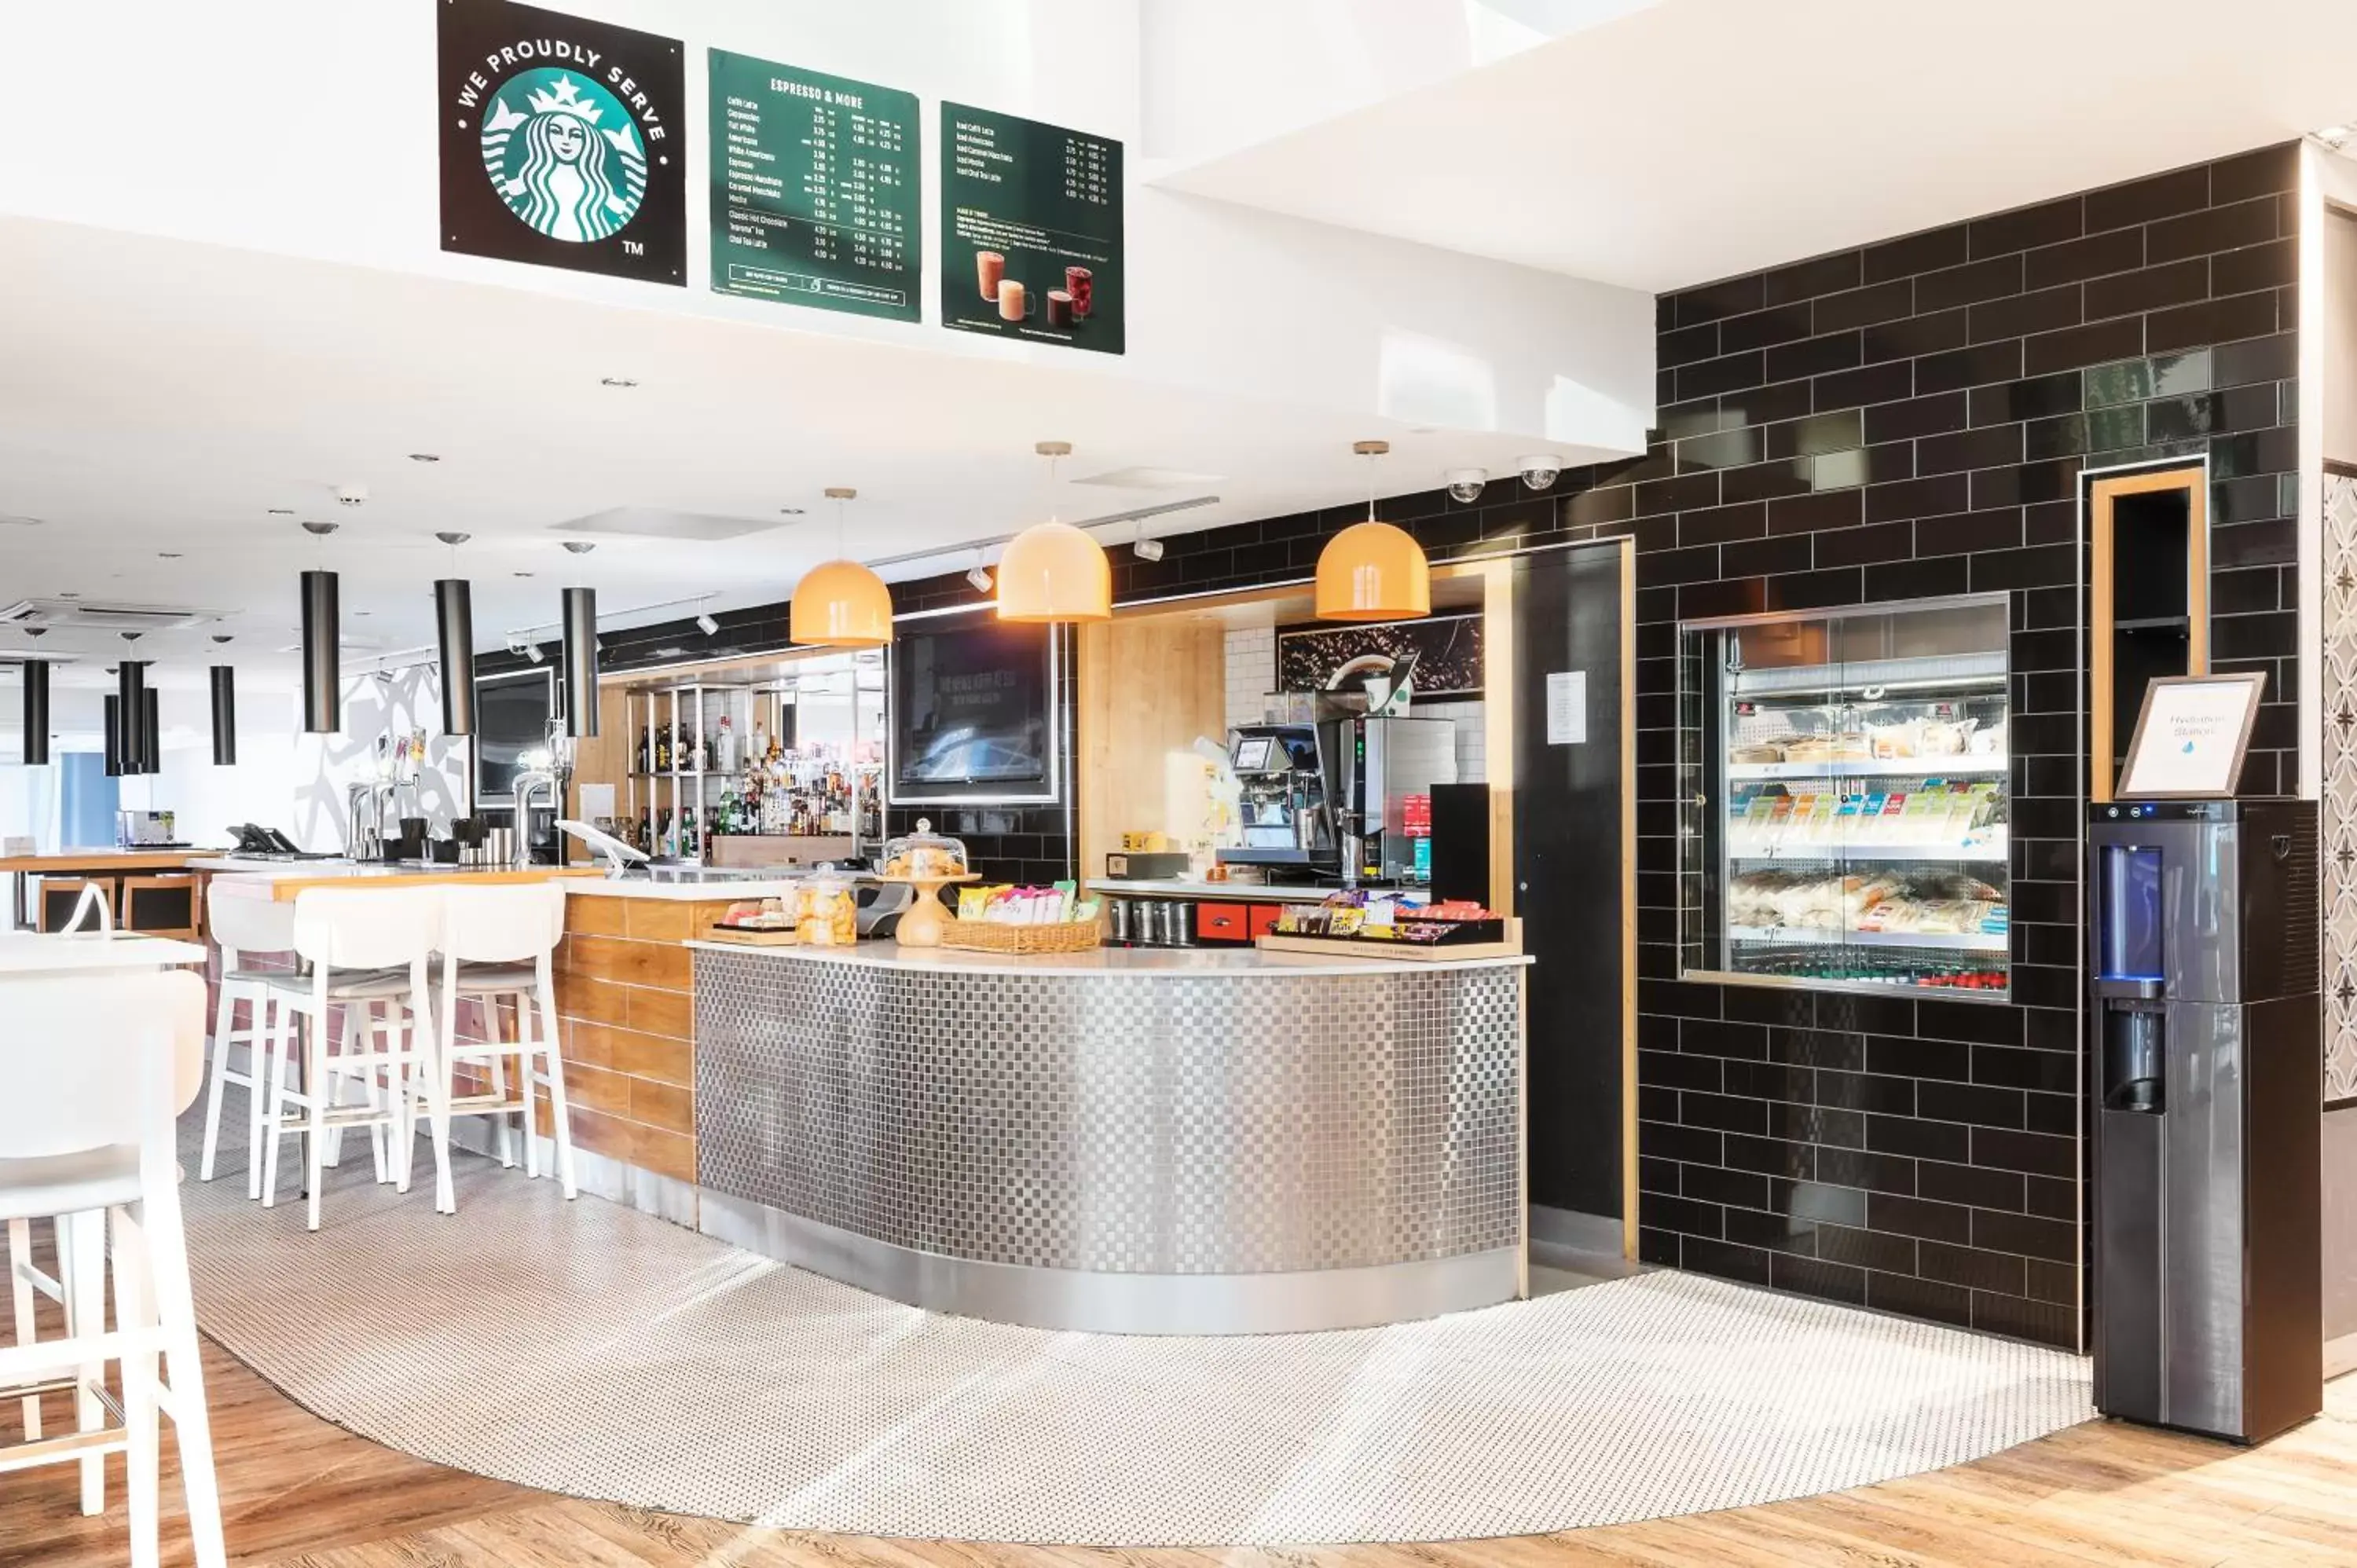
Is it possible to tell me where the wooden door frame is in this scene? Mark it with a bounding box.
[2088,463,2209,804]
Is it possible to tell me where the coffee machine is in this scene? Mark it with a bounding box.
[1332,716,1457,885]
[2087,798,2321,1444]
[1217,723,1337,874]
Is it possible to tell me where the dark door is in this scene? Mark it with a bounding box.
[1512,541,1629,1224]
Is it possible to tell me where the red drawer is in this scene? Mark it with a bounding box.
[1248,903,1285,939]
[1196,901,1251,942]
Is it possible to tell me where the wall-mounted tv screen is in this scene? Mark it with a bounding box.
[888,620,1060,804]
[473,667,555,804]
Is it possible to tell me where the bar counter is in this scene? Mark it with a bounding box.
[687,940,1530,1334]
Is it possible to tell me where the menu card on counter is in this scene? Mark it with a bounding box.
[709,49,919,322]
[939,103,1123,354]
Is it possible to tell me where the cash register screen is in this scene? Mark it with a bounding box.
[1232,736,1274,772]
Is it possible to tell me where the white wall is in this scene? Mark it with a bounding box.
[295,668,470,854]
[0,0,1651,450]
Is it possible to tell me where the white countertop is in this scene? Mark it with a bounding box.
[1085,878,1411,904]
[0,931,209,976]
[684,936,1528,977]
[193,857,804,902]
[566,875,808,901]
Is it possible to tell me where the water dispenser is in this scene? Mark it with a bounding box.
[2086,799,2321,1443]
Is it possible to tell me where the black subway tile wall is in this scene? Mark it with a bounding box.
[489,145,2303,1348]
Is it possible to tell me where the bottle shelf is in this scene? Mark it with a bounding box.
[1728,833,2007,864]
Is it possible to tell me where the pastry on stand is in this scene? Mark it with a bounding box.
[875,819,977,947]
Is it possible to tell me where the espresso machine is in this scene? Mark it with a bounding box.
[2087,798,2321,1444]
[1217,723,1338,874]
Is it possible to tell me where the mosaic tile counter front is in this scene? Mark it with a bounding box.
[692,947,1523,1330]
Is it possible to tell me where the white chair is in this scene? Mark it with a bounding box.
[260,887,451,1229]
[0,969,227,1568]
[198,883,299,1199]
[434,882,577,1200]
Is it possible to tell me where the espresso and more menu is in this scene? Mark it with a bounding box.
[708,49,920,322]
[939,103,1124,354]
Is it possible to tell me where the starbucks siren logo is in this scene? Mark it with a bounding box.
[478,68,647,243]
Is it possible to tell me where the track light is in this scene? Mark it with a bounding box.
[525,642,546,665]
[696,613,720,636]
[967,563,995,593]
[1133,537,1164,562]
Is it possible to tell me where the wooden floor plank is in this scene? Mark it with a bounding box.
[2,1326,2349,1568]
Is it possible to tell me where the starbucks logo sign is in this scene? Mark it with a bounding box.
[437,1,684,286]
[479,69,646,244]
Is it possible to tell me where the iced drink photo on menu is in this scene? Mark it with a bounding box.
[1064,266,1093,318]
[997,278,1027,321]
[977,251,1005,302]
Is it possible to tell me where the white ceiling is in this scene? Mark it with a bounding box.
[0,219,1609,686]
[1158,0,2357,292]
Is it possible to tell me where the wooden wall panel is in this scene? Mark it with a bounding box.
[1076,613,1228,879]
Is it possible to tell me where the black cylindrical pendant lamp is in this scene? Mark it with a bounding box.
[210,665,237,766]
[19,659,49,766]
[142,687,159,777]
[300,569,340,734]
[116,661,148,775]
[435,578,475,735]
[102,694,122,778]
[561,585,599,738]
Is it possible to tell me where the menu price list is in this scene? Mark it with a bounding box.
[709,49,919,323]
[939,102,1123,355]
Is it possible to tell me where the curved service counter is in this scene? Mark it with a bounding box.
[687,940,1530,1334]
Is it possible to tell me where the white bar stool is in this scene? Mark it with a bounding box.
[197,882,299,1199]
[434,881,577,1199]
[0,969,227,1568]
[260,887,450,1229]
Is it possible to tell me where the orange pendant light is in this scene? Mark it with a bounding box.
[1315,439,1430,621]
[790,487,893,647]
[997,441,1112,624]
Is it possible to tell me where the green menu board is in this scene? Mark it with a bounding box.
[940,103,1124,354]
[709,49,919,322]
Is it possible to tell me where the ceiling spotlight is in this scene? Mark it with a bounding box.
[525,643,546,664]
[563,541,596,555]
[696,612,720,636]
[967,563,995,593]
[1515,455,1563,490]
[22,627,47,638]
[435,531,471,546]
[513,570,534,578]
[599,376,639,389]
[211,635,233,644]
[1446,468,1488,504]
[301,520,339,536]
[267,507,294,516]
[119,632,144,643]
[779,507,805,516]
[1133,537,1164,562]
[409,452,441,463]
[157,551,182,559]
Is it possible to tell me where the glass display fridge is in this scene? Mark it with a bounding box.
[1678,595,2011,998]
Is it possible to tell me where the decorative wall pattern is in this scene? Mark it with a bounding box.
[2324,467,2357,1107]
[292,665,468,852]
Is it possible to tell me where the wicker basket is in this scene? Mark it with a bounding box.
[938,918,1102,954]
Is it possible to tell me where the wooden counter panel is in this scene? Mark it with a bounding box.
[625,985,693,1040]
[564,932,692,990]
[565,895,629,937]
[548,899,711,1207]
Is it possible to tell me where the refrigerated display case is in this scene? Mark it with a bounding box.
[1678,595,2011,997]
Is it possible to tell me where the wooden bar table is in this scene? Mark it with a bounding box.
[0,848,211,931]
